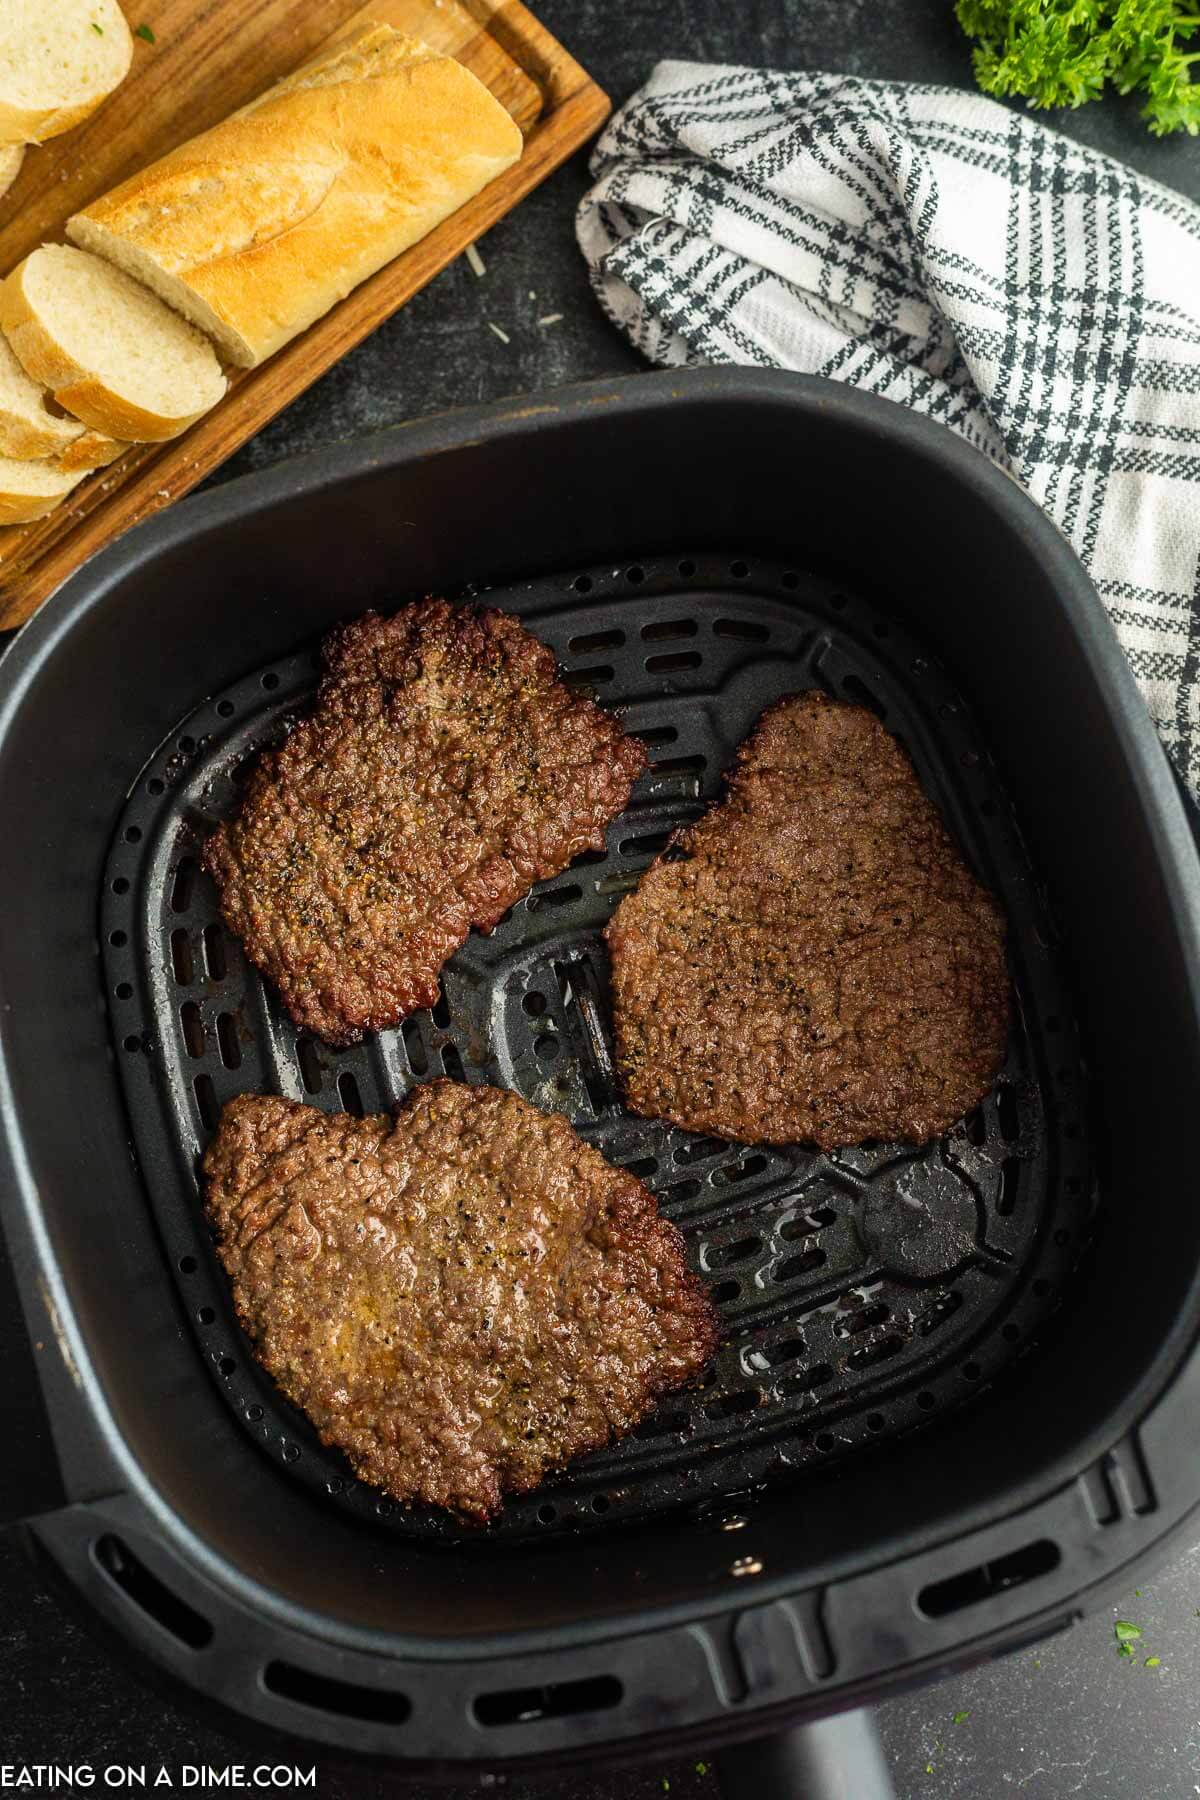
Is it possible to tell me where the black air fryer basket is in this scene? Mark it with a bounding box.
[3,369,1200,1785]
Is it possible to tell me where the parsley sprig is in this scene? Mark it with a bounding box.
[956,0,1200,134]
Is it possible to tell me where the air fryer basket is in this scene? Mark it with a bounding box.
[103,551,1090,1545]
[3,371,1200,1776]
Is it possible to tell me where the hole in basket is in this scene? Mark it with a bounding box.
[401,1018,428,1077]
[203,924,227,981]
[867,1412,885,1432]
[622,1155,658,1179]
[714,617,769,642]
[780,1206,837,1238]
[178,736,196,755]
[713,1154,768,1187]
[109,929,127,947]
[111,876,130,895]
[963,1360,982,1381]
[729,560,749,578]
[178,1255,197,1275]
[216,1013,242,1072]
[534,1034,559,1063]
[537,1504,556,1523]
[642,618,697,643]
[263,1662,410,1725]
[296,1038,323,1095]
[123,1034,142,1053]
[762,1336,807,1368]
[94,1536,213,1650]
[775,1248,827,1283]
[652,754,707,778]
[115,982,133,1000]
[442,1044,465,1082]
[432,986,452,1029]
[216,699,235,718]
[338,1072,364,1117]
[918,1539,1061,1619]
[677,559,696,578]
[996,1085,1021,1143]
[836,1301,890,1338]
[194,1074,219,1132]
[704,1234,762,1272]
[1002,1321,1021,1342]
[262,672,280,691]
[218,1356,236,1377]
[522,991,548,1017]
[636,725,678,748]
[563,665,614,691]
[782,570,799,589]
[847,1334,905,1371]
[473,1674,623,1729]
[627,566,645,584]
[917,1390,936,1410]
[841,674,885,719]
[815,1432,836,1452]
[196,1306,215,1326]
[592,1493,612,1513]
[675,1136,728,1166]
[573,575,593,594]
[646,651,702,675]
[660,1178,702,1205]
[170,930,194,986]
[965,1106,987,1148]
[711,1278,741,1305]
[171,858,195,914]
[527,884,583,913]
[999,1157,1021,1216]
[777,1363,835,1400]
[147,778,164,796]
[706,1388,759,1421]
[124,826,142,844]
[569,628,624,655]
[620,829,673,859]
[180,1001,205,1059]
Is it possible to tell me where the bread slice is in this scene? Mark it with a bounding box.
[0,332,86,458]
[0,245,226,440]
[68,26,524,368]
[54,427,124,473]
[0,0,133,145]
[0,453,82,524]
[0,145,24,201]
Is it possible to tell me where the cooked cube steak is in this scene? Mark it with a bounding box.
[203,1084,719,1520]
[202,601,647,1044]
[606,692,1010,1151]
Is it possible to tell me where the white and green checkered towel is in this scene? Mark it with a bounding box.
[577,65,1200,794]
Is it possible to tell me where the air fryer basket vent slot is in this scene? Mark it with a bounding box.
[262,1661,411,1724]
[100,551,1093,1544]
[917,1538,1062,1618]
[93,1535,213,1650]
[472,1673,623,1728]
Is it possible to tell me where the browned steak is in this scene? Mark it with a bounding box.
[202,602,646,1045]
[606,692,1009,1151]
[203,1083,718,1521]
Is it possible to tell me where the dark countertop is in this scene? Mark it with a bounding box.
[5,2,1200,1795]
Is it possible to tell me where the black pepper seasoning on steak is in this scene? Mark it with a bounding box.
[606,692,1009,1151]
[202,601,647,1045]
[203,1084,719,1521]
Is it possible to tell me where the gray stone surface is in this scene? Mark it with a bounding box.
[7,1,1200,1794]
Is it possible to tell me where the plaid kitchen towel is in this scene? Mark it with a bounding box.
[577,65,1200,796]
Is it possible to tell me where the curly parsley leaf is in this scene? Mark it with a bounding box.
[956,0,1200,133]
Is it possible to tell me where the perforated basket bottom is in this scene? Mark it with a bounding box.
[101,551,1093,1543]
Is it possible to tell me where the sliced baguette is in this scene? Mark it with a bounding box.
[0,0,133,145]
[0,454,82,524]
[0,245,226,440]
[0,332,86,458]
[54,427,124,473]
[68,25,524,368]
[0,145,24,201]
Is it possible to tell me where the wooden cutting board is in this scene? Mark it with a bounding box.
[0,0,608,628]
